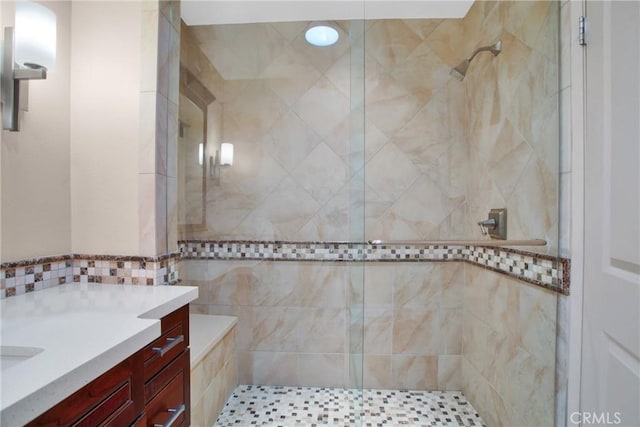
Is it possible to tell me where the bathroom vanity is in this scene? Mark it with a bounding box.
[0,284,198,426]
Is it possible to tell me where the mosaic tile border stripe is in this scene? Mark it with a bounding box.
[1,252,180,299]
[178,240,570,295]
[2,242,569,298]
[178,240,468,261]
[466,246,570,295]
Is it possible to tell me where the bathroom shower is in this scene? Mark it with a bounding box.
[178,1,562,425]
[450,40,502,80]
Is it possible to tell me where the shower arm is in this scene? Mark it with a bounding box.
[467,44,500,62]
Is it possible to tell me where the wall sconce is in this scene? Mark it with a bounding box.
[2,0,57,131]
[209,143,233,185]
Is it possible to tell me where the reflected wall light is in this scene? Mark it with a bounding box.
[2,0,56,131]
[209,143,233,185]
[305,22,339,47]
[220,142,233,166]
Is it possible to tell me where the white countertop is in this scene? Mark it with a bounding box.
[0,283,198,426]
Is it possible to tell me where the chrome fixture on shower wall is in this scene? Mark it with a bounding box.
[478,208,507,239]
[209,143,234,185]
[450,40,502,81]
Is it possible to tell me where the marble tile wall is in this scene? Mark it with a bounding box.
[461,264,557,427]
[459,3,562,426]
[181,5,559,248]
[461,1,561,255]
[183,259,463,390]
[181,17,468,242]
[177,5,563,252]
[139,0,181,256]
[176,8,559,247]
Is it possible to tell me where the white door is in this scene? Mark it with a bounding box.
[581,1,640,426]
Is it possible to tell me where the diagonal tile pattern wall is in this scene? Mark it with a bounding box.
[462,1,560,256]
[182,17,469,243]
[182,5,559,250]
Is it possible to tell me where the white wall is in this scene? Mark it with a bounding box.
[1,1,174,262]
[1,1,72,263]
[69,1,141,256]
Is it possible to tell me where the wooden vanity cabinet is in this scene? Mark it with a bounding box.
[27,305,190,427]
[139,305,190,427]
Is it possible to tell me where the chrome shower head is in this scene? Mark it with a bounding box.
[450,40,502,81]
[450,60,470,81]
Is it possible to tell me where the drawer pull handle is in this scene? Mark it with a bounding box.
[152,335,184,357]
[153,403,185,427]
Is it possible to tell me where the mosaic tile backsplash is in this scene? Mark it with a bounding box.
[179,240,569,295]
[1,253,180,299]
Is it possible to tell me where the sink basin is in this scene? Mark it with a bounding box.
[0,346,44,371]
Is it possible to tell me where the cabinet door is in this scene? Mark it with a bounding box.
[144,361,189,427]
[144,350,190,427]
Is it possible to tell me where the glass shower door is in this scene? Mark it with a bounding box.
[178,7,368,425]
[348,17,366,424]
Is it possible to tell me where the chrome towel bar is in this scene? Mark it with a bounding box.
[367,239,547,247]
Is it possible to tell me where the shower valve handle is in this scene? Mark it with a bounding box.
[477,218,497,235]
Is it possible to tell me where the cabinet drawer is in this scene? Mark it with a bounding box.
[72,382,135,427]
[145,348,189,403]
[144,369,187,427]
[142,306,189,381]
[26,355,143,427]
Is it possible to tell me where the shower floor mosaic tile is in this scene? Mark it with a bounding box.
[215,385,486,427]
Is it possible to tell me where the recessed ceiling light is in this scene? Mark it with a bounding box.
[305,23,339,47]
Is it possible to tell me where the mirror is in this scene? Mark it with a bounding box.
[178,66,214,232]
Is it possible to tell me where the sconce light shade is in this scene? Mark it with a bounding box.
[2,0,56,131]
[220,143,234,166]
[198,143,204,166]
[15,0,57,71]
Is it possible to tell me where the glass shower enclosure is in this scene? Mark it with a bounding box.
[177,1,563,426]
